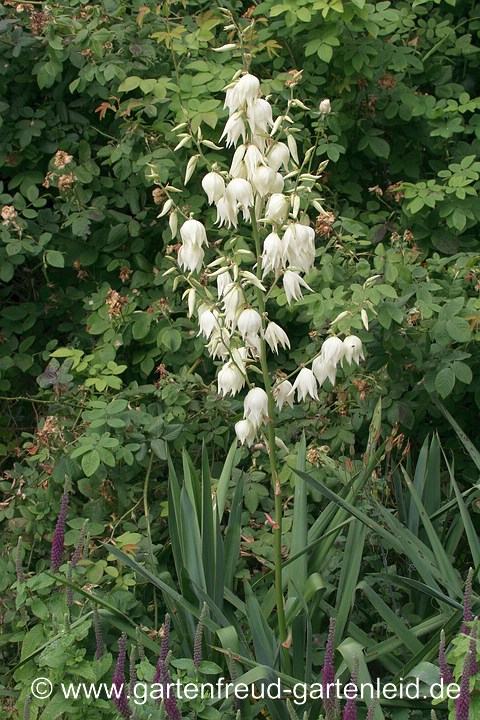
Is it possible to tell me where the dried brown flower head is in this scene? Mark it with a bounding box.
[54,150,73,170]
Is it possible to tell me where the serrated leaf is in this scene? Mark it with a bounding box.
[435,367,455,399]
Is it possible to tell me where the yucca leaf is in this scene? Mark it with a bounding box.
[335,519,366,643]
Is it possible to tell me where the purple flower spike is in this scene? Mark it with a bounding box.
[461,568,474,635]
[93,606,105,660]
[469,621,479,677]
[322,617,336,720]
[439,630,454,684]
[194,603,207,669]
[16,537,25,584]
[71,519,88,569]
[154,614,171,684]
[456,649,472,720]
[343,657,359,720]
[112,633,132,719]
[51,487,69,572]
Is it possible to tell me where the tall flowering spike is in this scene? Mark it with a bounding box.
[469,620,479,676]
[439,629,454,684]
[136,626,146,662]
[129,646,137,697]
[321,618,336,720]
[71,519,89,569]
[455,649,472,720]
[153,614,171,683]
[23,695,31,720]
[51,484,69,572]
[343,656,359,720]
[66,561,73,608]
[228,650,240,711]
[16,536,25,584]
[112,633,132,719]
[194,603,208,669]
[461,568,474,634]
[366,696,377,720]
[93,605,105,660]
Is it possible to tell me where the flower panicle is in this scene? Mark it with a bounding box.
[51,483,70,573]
[194,603,208,669]
[112,633,132,719]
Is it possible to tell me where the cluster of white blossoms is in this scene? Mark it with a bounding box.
[168,71,365,448]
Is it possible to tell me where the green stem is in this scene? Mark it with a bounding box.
[250,211,290,672]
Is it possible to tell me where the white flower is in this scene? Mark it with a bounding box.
[264,321,290,353]
[197,309,220,339]
[252,165,276,197]
[283,270,313,304]
[217,270,233,298]
[235,73,260,107]
[243,387,268,429]
[222,283,245,328]
[343,335,364,365]
[180,218,207,247]
[226,178,254,220]
[215,196,238,228]
[202,172,225,205]
[265,193,289,224]
[207,335,230,359]
[293,368,318,402]
[261,232,284,276]
[217,361,246,397]
[230,144,247,178]
[235,419,256,446]
[319,99,331,116]
[220,111,246,147]
[248,98,273,136]
[312,336,345,386]
[244,144,263,179]
[322,336,345,366]
[237,307,262,341]
[266,142,290,172]
[178,242,204,273]
[272,173,284,193]
[273,380,294,410]
[283,223,316,272]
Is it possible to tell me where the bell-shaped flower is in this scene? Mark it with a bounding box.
[202,172,225,205]
[217,361,246,397]
[272,173,284,193]
[180,218,207,247]
[235,73,260,107]
[197,308,220,339]
[252,165,276,198]
[178,242,204,273]
[230,144,247,178]
[216,270,233,298]
[207,334,230,359]
[273,380,294,410]
[264,321,290,353]
[283,270,313,304]
[215,196,238,228]
[322,336,345,367]
[292,367,318,402]
[243,387,269,429]
[266,142,290,172]
[261,232,284,276]
[220,111,246,148]
[343,335,364,365]
[244,144,263,179]
[312,336,345,386]
[226,178,254,220]
[248,98,273,136]
[237,307,262,341]
[283,223,316,272]
[319,99,331,116]
[235,419,256,447]
[265,193,289,224]
[222,283,245,328]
